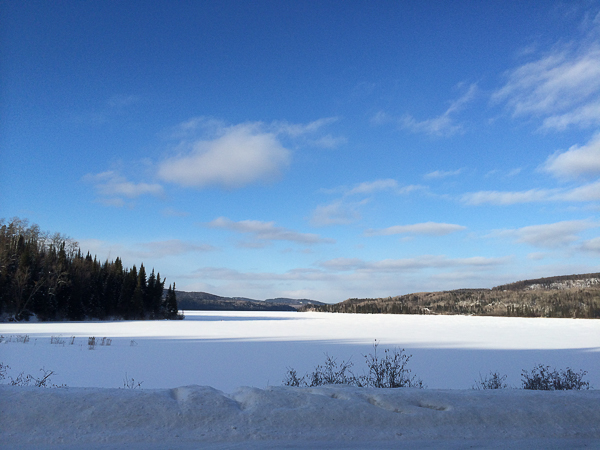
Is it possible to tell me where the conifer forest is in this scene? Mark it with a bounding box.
[0,218,179,321]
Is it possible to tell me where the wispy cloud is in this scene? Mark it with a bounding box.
[492,29,600,130]
[106,94,139,108]
[580,237,600,253]
[424,169,464,180]
[365,222,467,237]
[161,207,190,218]
[461,180,600,205]
[271,117,339,137]
[400,84,478,136]
[313,180,424,227]
[490,220,598,248]
[78,238,216,261]
[207,217,334,245]
[541,132,600,179]
[319,254,508,273]
[324,179,424,197]
[310,199,369,227]
[346,179,399,195]
[82,171,163,206]
[461,188,554,205]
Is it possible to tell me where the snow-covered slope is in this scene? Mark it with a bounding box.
[2,384,599,449]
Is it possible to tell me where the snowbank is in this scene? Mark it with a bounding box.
[2,384,599,449]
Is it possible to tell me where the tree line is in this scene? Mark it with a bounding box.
[302,286,600,319]
[0,218,179,321]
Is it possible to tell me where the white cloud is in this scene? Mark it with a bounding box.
[492,36,600,130]
[207,217,334,245]
[158,117,344,189]
[158,123,291,188]
[401,84,478,136]
[541,133,600,179]
[424,169,464,180]
[365,222,466,237]
[491,220,598,248]
[82,171,163,206]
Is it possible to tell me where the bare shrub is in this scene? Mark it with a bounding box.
[284,341,423,388]
[123,373,143,389]
[15,334,30,344]
[0,362,8,381]
[473,371,508,389]
[5,366,66,388]
[358,342,423,388]
[522,364,590,390]
[50,336,65,345]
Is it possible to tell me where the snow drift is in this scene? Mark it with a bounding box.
[2,384,599,449]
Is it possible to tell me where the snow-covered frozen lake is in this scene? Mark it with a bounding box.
[2,311,599,391]
[2,311,600,448]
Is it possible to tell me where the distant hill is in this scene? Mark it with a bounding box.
[176,291,323,312]
[300,273,600,319]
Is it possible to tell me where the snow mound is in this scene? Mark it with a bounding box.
[2,385,600,449]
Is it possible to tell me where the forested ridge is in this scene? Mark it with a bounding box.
[301,275,600,319]
[0,218,179,322]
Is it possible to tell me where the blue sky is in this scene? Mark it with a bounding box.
[2,1,600,302]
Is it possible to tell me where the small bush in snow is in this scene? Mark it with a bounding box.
[122,373,143,389]
[359,343,423,388]
[15,334,30,344]
[284,341,423,388]
[473,372,508,389]
[0,362,8,381]
[1,364,65,388]
[50,336,65,345]
[521,364,590,390]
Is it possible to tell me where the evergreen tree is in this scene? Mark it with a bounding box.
[164,283,178,319]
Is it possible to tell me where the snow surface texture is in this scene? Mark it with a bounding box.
[2,312,600,448]
[2,385,600,449]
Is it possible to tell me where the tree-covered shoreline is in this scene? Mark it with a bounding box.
[0,218,179,322]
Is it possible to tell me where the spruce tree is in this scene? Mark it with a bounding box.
[164,283,178,319]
